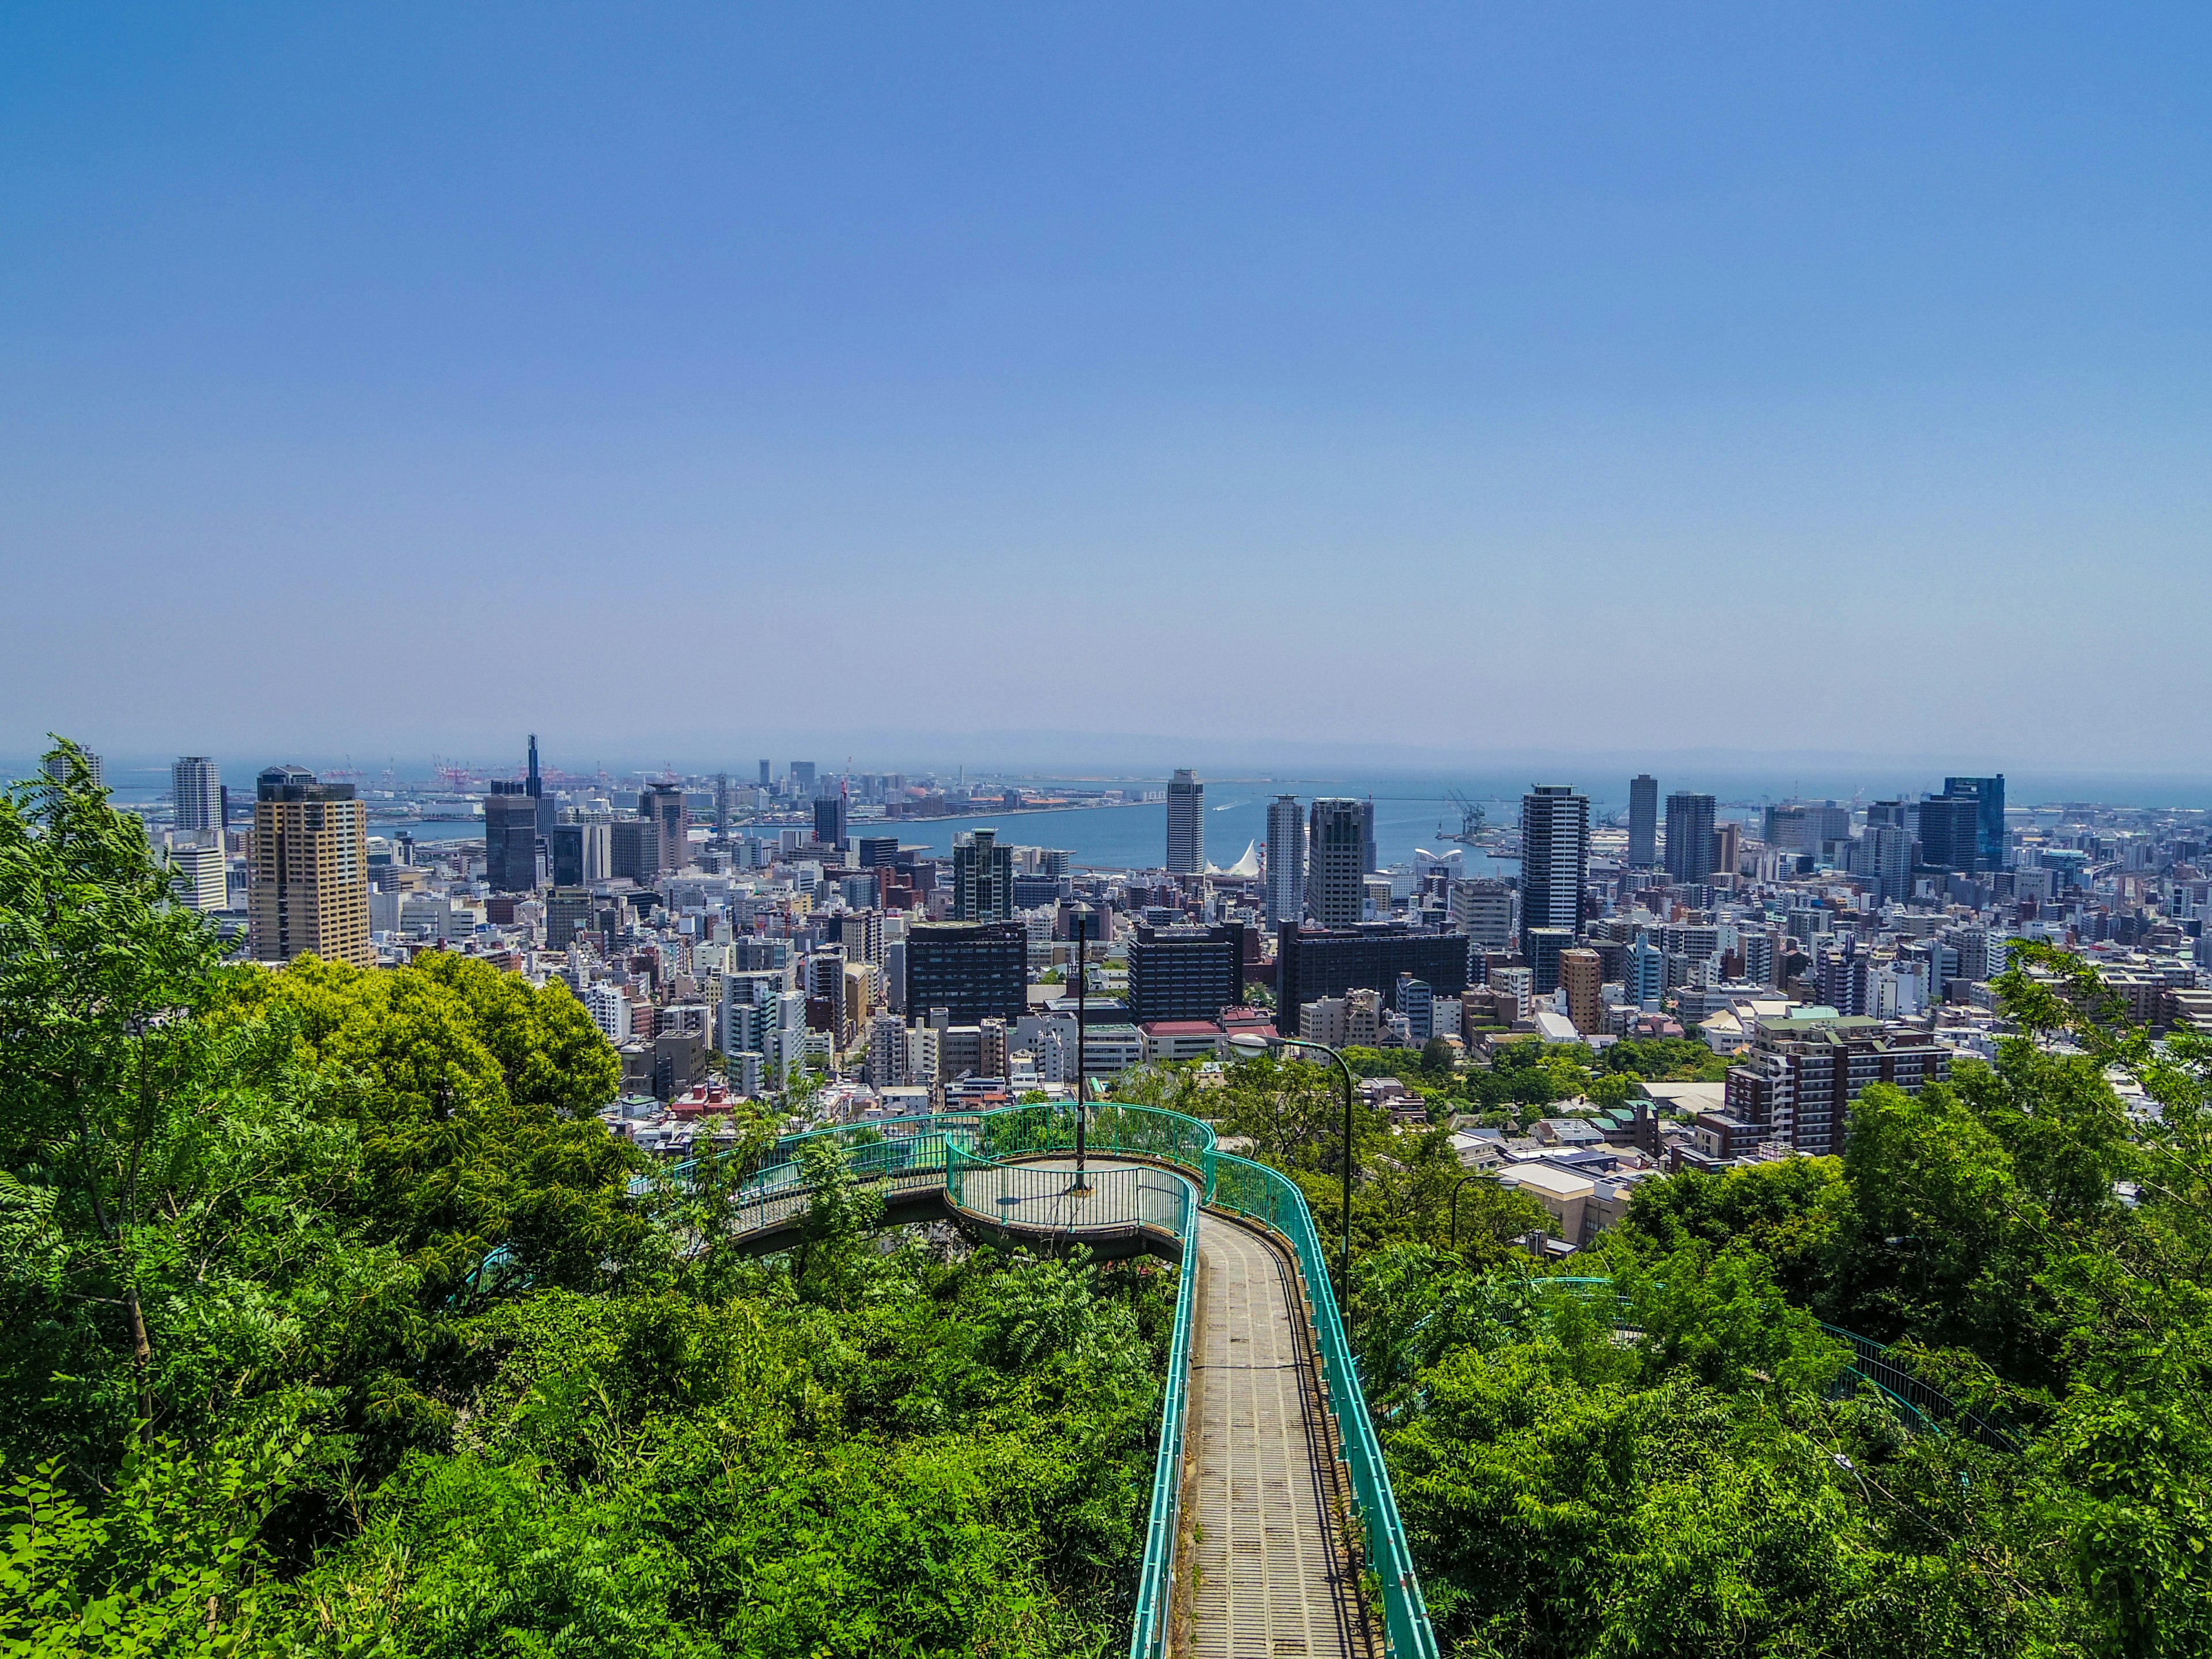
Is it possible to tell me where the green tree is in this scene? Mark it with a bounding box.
[0,740,228,1449]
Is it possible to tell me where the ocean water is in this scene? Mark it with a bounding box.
[70,759,2212,874]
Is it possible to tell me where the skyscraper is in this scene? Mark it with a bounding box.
[1165,769,1204,874]
[1916,795,1980,873]
[1942,775,2008,869]
[484,781,540,892]
[1627,774,1658,867]
[952,827,1014,922]
[638,785,687,873]
[527,734,555,835]
[1306,798,1368,926]
[813,792,849,851]
[1663,792,1717,885]
[1263,796,1305,926]
[171,756,222,835]
[248,766,370,967]
[610,818,660,881]
[758,759,772,788]
[790,762,816,795]
[1860,822,1916,904]
[1518,785,1589,960]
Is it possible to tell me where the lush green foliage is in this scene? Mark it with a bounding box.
[1347,939,2212,1658]
[0,746,1172,1657]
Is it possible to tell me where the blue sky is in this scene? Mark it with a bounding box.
[3,5,2209,771]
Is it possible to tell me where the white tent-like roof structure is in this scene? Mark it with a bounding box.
[1206,840,1262,878]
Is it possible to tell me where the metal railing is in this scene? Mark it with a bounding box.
[635,1102,1438,1658]
[1517,1277,2017,1450]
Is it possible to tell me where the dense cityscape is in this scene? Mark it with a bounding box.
[112,740,2212,1256]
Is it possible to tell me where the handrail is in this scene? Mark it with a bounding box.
[1512,1277,2017,1450]
[643,1101,1438,1658]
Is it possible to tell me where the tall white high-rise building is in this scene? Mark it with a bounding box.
[1263,796,1304,926]
[46,749,103,789]
[172,756,222,834]
[1166,769,1204,874]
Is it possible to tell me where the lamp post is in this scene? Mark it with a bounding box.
[1448,1169,1500,1249]
[1228,1030,1359,1328]
[1070,902,1096,1194]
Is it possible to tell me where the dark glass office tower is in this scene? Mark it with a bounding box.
[1519,785,1589,960]
[1627,774,1658,867]
[1664,792,1717,884]
[1941,775,2007,870]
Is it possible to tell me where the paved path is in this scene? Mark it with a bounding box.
[1184,1211,1369,1659]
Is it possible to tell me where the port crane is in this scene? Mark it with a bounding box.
[1437,789,1487,844]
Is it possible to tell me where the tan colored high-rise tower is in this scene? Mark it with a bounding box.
[248,766,371,968]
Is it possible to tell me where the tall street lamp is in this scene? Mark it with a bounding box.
[1070,902,1096,1194]
[1227,1030,1359,1328]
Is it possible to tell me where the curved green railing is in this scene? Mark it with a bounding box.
[1518,1277,2017,1450]
[683,1103,1439,1659]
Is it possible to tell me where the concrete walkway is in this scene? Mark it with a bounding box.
[1184,1210,1370,1659]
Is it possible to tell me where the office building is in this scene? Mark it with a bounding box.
[855,835,899,869]
[1276,922,1470,1025]
[1725,1014,1951,1157]
[1942,775,2007,869]
[171,756,222,835]
[550,820,610,886]
[1127,923,1245,1024]
[484,782,539,892]
[164,835,228,911]
[611,818,660,882]
[1519,786,1589,960]
[1165,769,1204,874]
[1860,823,1915,904]
[952,828,1014,922]
[1448,878,1514,949]
[1264,796,1305,926]
[758,760,772,788]
[790,762,816,794]
[1663,792,1717,885]
[638,785,687,873]
[545,888,596,951]
[1525,926,1577,997]
[1559,947,1604,1035]
[905,922,1028,1024]
[1307,798,1368,927]
[247,766,370,967]
[814,793,849,851]
[1627,775,1658,867]
[1917,794,1981,873]
[1713,821,1741,879]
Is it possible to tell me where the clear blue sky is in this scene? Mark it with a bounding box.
[3,5,2208,772]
